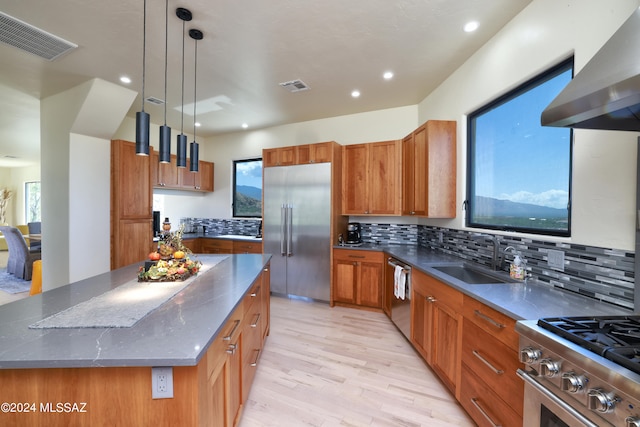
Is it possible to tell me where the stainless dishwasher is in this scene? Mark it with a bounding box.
[386,257,411,340]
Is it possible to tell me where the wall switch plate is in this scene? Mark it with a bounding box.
[152,367,174,399]
[547,249,565,271]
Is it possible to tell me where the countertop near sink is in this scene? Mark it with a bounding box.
[334,243,634,320]
[180,232,262,241]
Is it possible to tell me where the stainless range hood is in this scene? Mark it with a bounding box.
[541,7,640,131]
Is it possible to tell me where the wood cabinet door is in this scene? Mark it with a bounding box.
[425,120,456,218]
[196,161,214,192]
[159,155,179,188]
[262,148,279,167]
[357,260,383,308]
[411,284,431,362]
[411,125,428,215]
[402,133,415,215]
[179,164,196,189]
[112,140,152,218]
[368,140,401,215]
[431,300,461,395]
[310,142,332,163]
[342,144,369,215]
[295,144,311,164]
[333,258,357,304]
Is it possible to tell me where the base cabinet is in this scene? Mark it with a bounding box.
[410,269,462,396]
[332,249,384,309]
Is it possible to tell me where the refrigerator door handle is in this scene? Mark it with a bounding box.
[280,204,286,256]
[287,204,293,256]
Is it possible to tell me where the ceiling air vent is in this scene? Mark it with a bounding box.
[145,96,165,105]
[279,79,310,93]
[0,12,77,61]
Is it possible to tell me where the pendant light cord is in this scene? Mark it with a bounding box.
[180,19,185,134]
[193,38,198,140]
[163,0,169,125]
[141,0,146,112]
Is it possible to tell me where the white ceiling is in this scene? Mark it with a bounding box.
[0,0,532,167]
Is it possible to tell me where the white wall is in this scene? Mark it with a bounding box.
[417,0,640,250]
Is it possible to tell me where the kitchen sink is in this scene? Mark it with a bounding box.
[432,265,511,285]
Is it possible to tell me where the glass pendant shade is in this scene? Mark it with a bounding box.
[159,125,171,163]
[190,141,199,172]
[135,111,150,156]
[176,134,187,167]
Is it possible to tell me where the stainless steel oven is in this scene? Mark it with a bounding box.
[386,257,411,340]
[516,317,640,427]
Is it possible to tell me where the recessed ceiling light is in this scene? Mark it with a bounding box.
[383,71,394,80]
[120,76,131,84]
[195,122,201,127]
[242,123,248,129]
[464,21,479,32]
[351,90,360,98]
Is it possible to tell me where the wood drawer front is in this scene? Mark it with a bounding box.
[207,311,243,378]
[462,318,523,415]
[333,248,384,264]
[201,238,233,253]
[459,363,522,427]
[233,241,262,254]
[463,295,518,350]
[416,272,463,312]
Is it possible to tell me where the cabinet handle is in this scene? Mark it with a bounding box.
[250,313,261,328]
[472,350,504,374]
[470,398,501,427]
[251,286,261,297]
[250,349,261,367]
[264,268,269,272]
[223,319,241,341]
[474,310,505,329]
[226,344,237,355]
[348,255,366,259]
[426,296,436,303]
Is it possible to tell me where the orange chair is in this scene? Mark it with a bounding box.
[30,260,42,295]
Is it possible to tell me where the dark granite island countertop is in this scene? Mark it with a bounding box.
[0,254,271,369]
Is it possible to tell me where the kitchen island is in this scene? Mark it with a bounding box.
[0,253,271,427]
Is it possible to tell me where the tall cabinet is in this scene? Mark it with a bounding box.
[110,140,154,270]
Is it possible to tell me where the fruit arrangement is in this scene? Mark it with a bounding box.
[138,257,202,282]
[138,223,202,282]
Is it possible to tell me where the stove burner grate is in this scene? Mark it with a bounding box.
[538,315,640,375]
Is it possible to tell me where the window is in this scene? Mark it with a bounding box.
[232,158,262,218]
[25,181,41,223]
[467,58,573,236]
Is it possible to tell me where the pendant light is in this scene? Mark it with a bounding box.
[175,8,191,168]
[189,28,203,172]
[135,0,150,156]
[158,0,171,163]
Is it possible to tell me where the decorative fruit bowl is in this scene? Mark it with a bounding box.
[138,224,202,282]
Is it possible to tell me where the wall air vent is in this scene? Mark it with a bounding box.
[0,12,77,61]
[145,96,165,105]
[279,79,310,93]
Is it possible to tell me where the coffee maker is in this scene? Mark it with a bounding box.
[346,222,362,244]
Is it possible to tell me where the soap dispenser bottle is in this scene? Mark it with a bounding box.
[510,253,526,280]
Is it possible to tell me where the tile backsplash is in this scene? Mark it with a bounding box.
[180,218,261,236]
[362,223,635,310]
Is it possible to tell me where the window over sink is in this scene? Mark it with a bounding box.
[232,158,262,218]
[466,57,573,237]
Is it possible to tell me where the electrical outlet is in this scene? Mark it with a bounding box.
[152,367,174,399]
[547,249,565,271]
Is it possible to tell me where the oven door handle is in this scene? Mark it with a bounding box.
[516,369,599,427]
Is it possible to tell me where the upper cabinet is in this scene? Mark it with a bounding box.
[151,148,214,193]
[342,140,402,216]
[263,142,334,167]
[402,120,456,218]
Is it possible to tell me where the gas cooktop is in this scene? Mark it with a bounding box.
[538,315,640,376]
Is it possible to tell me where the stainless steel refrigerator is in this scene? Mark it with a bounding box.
[263,162,331,301]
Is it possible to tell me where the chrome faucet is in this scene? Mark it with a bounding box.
[470,233,502,271]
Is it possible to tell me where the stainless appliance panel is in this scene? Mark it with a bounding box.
[263,163,331,301]
[263,166,288,295]
[387,257,411,339]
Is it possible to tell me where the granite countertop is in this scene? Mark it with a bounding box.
[335,243,634,320]
[0,254,271,369]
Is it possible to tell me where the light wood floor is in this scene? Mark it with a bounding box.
[239,297,474,427]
